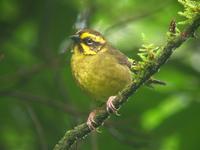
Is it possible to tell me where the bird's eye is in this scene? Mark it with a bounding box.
[84,38,94,45]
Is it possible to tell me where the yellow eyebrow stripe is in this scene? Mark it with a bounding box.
[80,32,105,43]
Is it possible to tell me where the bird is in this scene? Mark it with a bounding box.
[70,28,133,130]
[70,28,166,130]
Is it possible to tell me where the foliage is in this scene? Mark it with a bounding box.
[178,0,200,24]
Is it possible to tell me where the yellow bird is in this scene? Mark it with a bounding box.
[71,29,165,129]
[70,29,165,130]
[70,29,132,129]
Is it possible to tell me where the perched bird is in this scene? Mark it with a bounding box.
[70,29,165,130]
[70,29,133,129]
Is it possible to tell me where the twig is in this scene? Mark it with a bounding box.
[59,1,94,54]
[53,15,200,150]
[74,8,92,30]
[107,127,148,149]
[26,105,48,150]
[0,64,44,82]
[0,90,82,116]
[0,53,4,61]
[90,131,98,150]
[104,0,172,34]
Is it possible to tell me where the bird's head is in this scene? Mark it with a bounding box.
[70,29,107,55]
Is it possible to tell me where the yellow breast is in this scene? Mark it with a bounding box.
[71,47,132,101]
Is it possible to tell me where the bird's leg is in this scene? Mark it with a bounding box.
[87,96,120,130]
[106,96,120,116]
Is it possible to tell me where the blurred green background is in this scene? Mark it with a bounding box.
[0,0,200,149]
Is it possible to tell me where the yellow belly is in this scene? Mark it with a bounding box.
[71,52,132,101]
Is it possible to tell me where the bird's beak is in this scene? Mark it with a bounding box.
[70,34,80,43]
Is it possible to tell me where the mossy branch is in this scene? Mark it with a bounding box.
[54,9,200,150]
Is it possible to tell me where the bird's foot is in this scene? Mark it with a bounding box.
[106,96,120,116]
[87,111,97,131]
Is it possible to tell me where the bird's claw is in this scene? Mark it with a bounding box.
[87,96,120,131]
[106,96,120,116]
[86,111,102,133]
[86,111,97,131]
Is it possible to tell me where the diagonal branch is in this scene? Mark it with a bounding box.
[53,15,200,150]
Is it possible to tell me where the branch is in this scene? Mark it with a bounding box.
[26,105,48,150]
[54,15,200,150]
[74,8,92,30]
[104,0,172,35]
[0,52,4,61]
[0,90,82,116]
